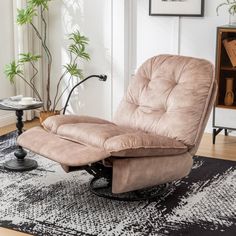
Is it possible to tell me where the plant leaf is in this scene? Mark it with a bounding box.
[27,0,51,10]
[19,53,41,63]
[64,63,83,78]
[4,61,23,83]
[17,6,37,25]
[69,30,89,45]
[216,1,236,15]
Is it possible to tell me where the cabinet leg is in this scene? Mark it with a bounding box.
[212,128,223,145]
[213,129,216,144]
[224,129,228,136]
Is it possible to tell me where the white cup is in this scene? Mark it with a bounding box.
[20,97,36,105]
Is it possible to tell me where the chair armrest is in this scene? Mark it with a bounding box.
[43,115,113,133]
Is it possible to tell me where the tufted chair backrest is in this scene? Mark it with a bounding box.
[113,55,215,149]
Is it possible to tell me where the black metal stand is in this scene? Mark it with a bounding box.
[62,74,107,114]
[89,176,169,201]
[4,110,38,171]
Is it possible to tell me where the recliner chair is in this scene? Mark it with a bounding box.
[18,54,216,197]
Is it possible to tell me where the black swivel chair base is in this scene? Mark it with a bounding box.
[69,162,171,201]
[89,176,170,201]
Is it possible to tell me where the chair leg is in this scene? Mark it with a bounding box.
[89,176,170,201]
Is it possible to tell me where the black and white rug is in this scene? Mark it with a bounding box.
[0,131,236,236]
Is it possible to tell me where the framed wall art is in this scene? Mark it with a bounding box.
[149,0,205,17]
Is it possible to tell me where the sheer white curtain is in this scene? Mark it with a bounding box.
[12,0,45,120]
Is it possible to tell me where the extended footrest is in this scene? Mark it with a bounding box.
[17,126,110,167]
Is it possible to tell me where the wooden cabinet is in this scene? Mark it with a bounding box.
[213,25,236,144]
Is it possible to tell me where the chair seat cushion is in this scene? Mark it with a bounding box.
[56,122,188,157]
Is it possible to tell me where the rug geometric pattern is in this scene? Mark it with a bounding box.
[0,132,235,236]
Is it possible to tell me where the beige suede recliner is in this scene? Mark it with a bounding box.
[18,54,216,196]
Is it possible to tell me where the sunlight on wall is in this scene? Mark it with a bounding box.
[60,0,85,111]
[48,0,112,119]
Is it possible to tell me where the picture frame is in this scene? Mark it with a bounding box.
[149,0,205,17]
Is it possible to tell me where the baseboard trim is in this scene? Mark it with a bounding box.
[0,112,16,127]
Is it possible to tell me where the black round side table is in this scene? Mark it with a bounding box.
[0,99,43,171]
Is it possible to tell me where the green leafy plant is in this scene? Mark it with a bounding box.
[217,0,236,15]
[4,0,90,112]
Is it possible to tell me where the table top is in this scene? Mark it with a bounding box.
[0,99,43,111]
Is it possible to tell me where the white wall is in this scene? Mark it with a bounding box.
[0,1,16,127]
[48,0,112,120]
[136,0,228,65]
[135,0,230,133]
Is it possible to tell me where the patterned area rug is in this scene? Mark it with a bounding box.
[0,131,236,236]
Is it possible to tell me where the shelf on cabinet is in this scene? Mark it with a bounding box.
[216,104,236,110]
[220,66,236,71]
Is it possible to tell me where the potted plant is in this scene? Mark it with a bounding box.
[4,0,90,122]
[217,0,236,25]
